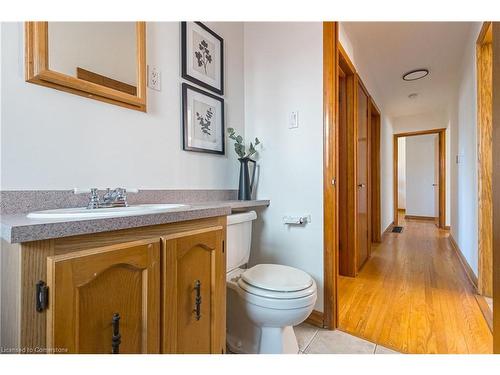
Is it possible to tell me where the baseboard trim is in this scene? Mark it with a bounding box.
[305,309,324,328]
[381,222,394,240]
[475,294,493,333]
[449,234,478,291]
[405,215,437,222]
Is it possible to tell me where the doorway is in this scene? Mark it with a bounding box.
[397,134,440,222]
[393,129,446,228]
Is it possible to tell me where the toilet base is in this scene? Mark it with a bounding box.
[259,326,299,354]
[227,325,299,354]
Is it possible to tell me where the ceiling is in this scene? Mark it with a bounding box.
[341,22,476,118]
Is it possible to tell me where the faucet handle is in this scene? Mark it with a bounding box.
[73,188,101,209]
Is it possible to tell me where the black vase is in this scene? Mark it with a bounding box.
[238,157,256,200]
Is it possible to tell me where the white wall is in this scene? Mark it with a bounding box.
[405,134,438,217]
[243,22,325,311]
[339,23,394,232]
[398,137,406,209]
[450,22,483,276]
[1,22,245,190]
[392,111,451,226]
[380,115,394,230]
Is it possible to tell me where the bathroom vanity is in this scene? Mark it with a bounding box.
[0,194,269,354]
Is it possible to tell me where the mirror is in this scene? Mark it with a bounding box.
[48,22,137,95]
[25,22,146,111]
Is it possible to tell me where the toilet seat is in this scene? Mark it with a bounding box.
[232,264,317,309]
[241,264,313,292]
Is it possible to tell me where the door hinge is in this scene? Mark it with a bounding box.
[36,280,48,312]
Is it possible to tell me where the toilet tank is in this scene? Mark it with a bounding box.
[226,211,257,272]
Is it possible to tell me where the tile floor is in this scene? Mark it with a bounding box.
[294,323,400,354]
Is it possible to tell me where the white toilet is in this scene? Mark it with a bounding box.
[226,211,317,354]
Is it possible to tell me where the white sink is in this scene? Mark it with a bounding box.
[27,204,187,219]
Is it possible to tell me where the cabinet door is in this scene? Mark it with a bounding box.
[46,239,160,353]
[162,227,226,354]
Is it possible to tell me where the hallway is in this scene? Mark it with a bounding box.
[338,217,493,354]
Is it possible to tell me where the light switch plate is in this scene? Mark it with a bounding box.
[148,66,161,91]
[289,111,299,129]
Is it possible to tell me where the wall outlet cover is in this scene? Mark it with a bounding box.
[148,66,161,91]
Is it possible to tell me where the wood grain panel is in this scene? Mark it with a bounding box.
[356,80,370,271]
[477,22,493,297]
[46,239,160,353]
[2,216,226,353]
[339,216,492,354]
[53,217,222,253]
[338,43,357,277]
[491,21,500,354]
[0,240,22,351]
[20,240,54,351]
[162,226,225,353]
[322,21,338,329]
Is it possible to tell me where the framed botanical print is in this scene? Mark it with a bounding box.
[181,22,224,95]
[182,83,225,155]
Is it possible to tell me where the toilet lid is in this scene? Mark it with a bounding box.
[241,264,313,292]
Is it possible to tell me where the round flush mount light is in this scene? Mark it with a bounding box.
[402,69,429,81]
[408,93,418,99]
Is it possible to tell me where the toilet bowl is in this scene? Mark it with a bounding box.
[225,211,317,354]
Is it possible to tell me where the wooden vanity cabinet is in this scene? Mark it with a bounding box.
[0,216,226,354]
[162,227,226,354]
[46,239,161,354]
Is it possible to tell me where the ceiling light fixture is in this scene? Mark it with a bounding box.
[402,69,429,81]
[408,93,418,99]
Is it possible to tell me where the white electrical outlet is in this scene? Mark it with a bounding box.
[289,111,299,129]
[148,66,161,91]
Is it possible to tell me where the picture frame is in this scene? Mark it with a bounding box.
[182,83,225,155]
[181,22,224,95]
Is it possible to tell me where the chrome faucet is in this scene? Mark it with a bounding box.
[74,188,135,209]
[101,188,128,208]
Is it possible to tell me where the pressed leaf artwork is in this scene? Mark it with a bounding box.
[192,31,216,79]
[193,99,217,143]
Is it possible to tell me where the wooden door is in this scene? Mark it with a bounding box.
[46,239,161,353]
[357,83,370,270]
[162,226,226,354]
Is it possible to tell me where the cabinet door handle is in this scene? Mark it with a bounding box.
[193,280,202,321]
[111,313,121,354]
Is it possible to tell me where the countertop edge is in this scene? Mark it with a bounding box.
[1,200,270,244]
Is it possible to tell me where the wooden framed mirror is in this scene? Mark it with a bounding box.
[25,22,147,111]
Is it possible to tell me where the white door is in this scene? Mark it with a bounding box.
[405,134,438,218]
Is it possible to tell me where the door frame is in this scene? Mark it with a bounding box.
[490,21,499,354]
[477,21,493,297]
[393,128,446,228]
[355,75,372,271]
[322,21,338,330]
[337,42,358,277]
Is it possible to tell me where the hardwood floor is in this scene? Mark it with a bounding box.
[338,217,493,354]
